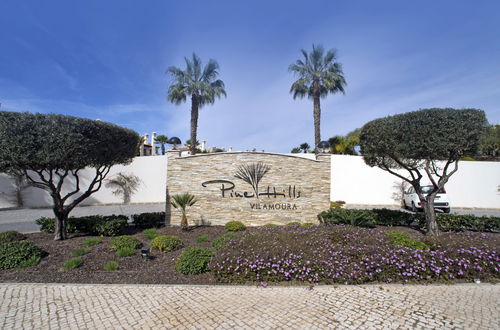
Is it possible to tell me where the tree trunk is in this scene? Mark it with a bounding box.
[190,94,199,156]
[422,197,439,236]
[181,214,188,231]
[161,144,165,155]
[53,207,68,241]
[313,94,321,151]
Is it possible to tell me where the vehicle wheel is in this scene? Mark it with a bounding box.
[411,202,418,213]
[444,208,451,214]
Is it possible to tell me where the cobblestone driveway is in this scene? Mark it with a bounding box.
[0,283,498,329]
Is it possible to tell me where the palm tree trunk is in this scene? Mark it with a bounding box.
[313,95,321,151]
[190,94,199,156]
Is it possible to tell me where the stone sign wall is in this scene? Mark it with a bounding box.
[166,151,330,226]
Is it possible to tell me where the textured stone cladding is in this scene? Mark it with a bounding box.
[166,151,330,226]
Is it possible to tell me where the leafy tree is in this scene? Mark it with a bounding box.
[289,44,346,151]
[299,143,310,153]
[105,173,141,204]
[0,112,139,240]
[170,193,198,230]
[360,108,488,236]
[167,53,226,155]
[480,124,499,158]
[290,147,301,153]
[155,135,169,155]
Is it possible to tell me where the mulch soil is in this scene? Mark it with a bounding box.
[0,226,238,285]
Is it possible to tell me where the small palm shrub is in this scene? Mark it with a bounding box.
[170,194,197,230]
[110,236,141,250]
[61,257,83,270]
[225,221,246,231]
[104,261,119,271]
[195,235,208,243]
[175,247,213,275]
[116,247,136,258]
[318,208,376,228]
[71,248,89,257]
[0,241,44,270]
[387,231,430,250]
[142,228,158,240]
[0,231,26,243]
[212,233,236,250]
[84,237,102,247]
[151,235,183,252]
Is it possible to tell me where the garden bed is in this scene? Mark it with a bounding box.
[0,224,498,285]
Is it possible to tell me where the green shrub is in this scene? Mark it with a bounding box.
[330,201,346,208]
[372,208,417,226]
[116,247,136,257]
[36,217,56,233]
[286,222,301,226]
[151,235,183,252]
[225,221,246,231]
[387,231,430,250]
[132,212,165,229]
[71,248,90,257]
[110,236,142,250]
[212,233,236,250]
[417,214,500,233]
[84,237,102,247]
[61,257,83,270]
[104,261,119,271]
[195,235,208,243]
[175,247,213,275]
[36,215,127,236]
[142,228,158,240]
[301,223,315,227]
[263,223,278,228]
[318,208,376,228]
[0,231,26,243]
[0,241,44,270]
[93,218,127,236]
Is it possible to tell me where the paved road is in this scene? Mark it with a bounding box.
[1,203,499,233]
[0,203,164,233]
[0,283,497,329]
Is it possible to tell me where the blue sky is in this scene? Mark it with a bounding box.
[1,0,499,152]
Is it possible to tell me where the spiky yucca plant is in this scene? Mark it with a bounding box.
[170,193,198,230]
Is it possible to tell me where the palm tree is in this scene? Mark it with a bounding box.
[289,44,346,151]
[299,142,310,153]
[167,53,227,155]
[155,135,169,155]
[170,193,198,230]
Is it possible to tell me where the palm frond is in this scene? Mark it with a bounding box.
[234,162,271,197]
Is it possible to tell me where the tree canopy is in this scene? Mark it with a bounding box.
[360,108,488,236]
[0,111,139,172]
[0,111,140,240]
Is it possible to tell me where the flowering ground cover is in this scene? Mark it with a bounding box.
[211,225,499,284]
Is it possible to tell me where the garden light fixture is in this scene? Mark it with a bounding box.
[317,141,330,154]
[168,137,181,150]
[141,247,151,260]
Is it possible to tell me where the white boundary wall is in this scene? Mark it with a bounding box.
[331,155,500,209]
[0,154,498,209]
[0,156,168,208]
